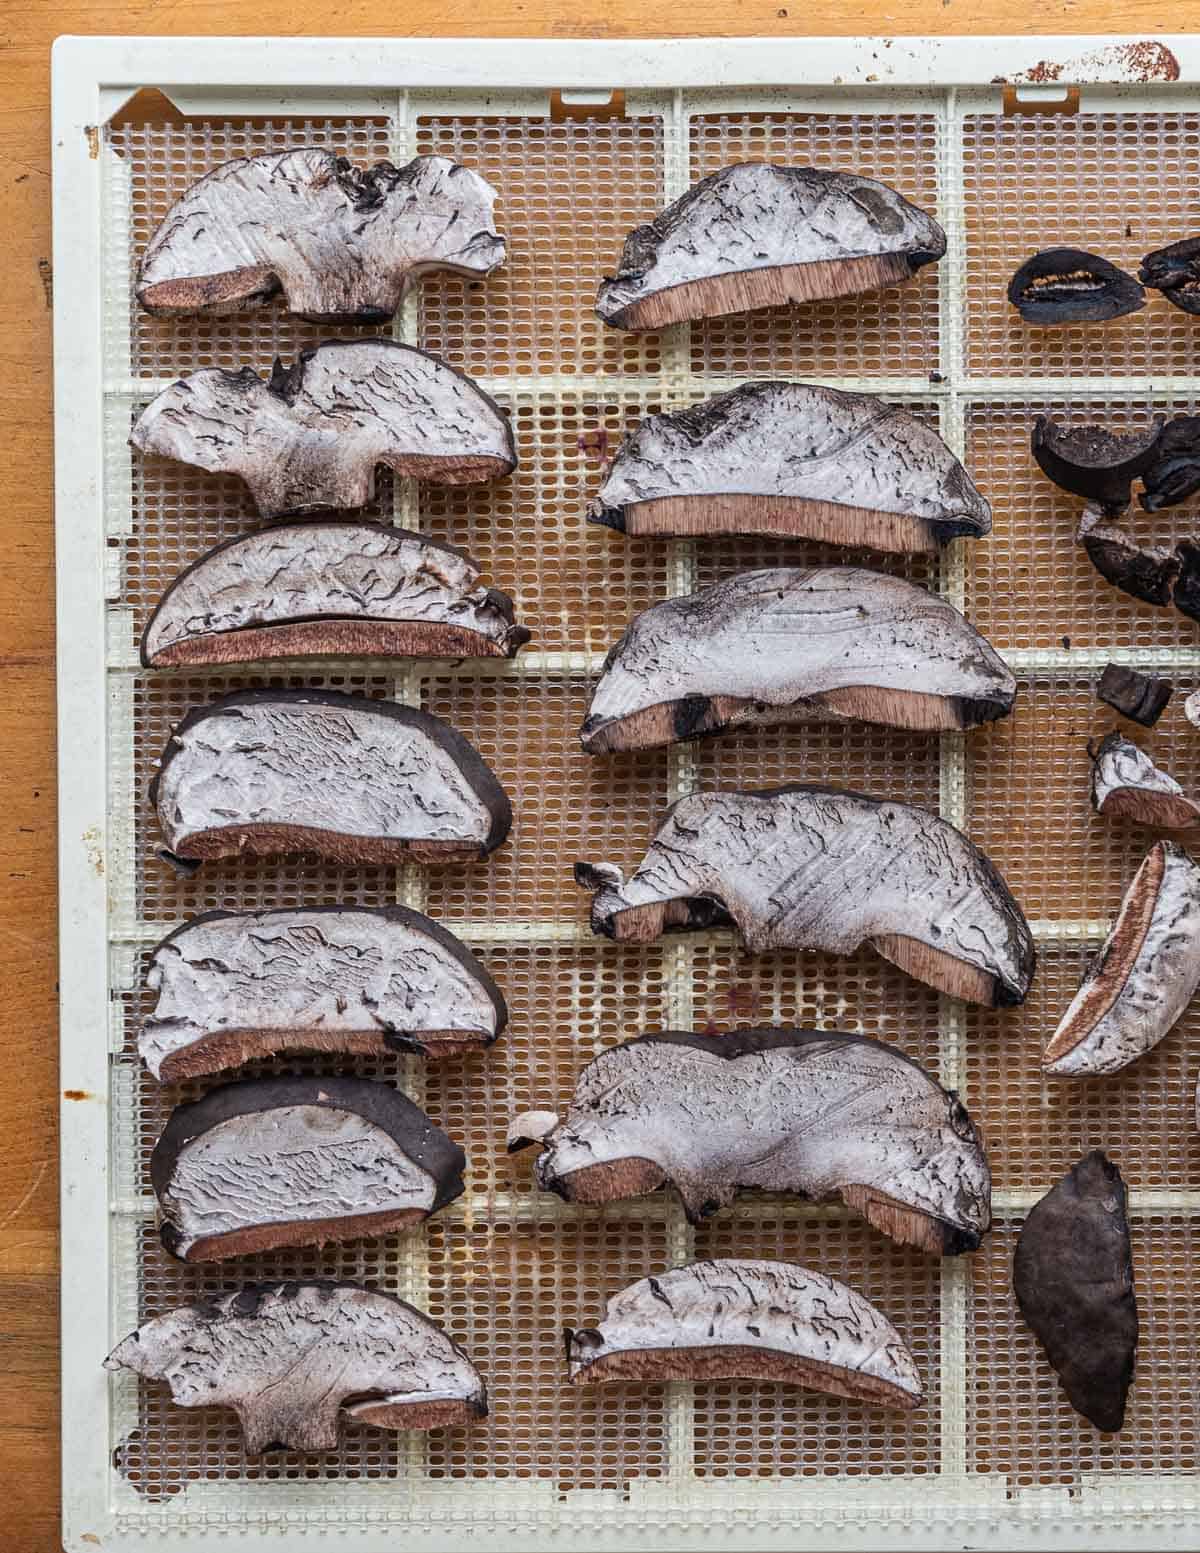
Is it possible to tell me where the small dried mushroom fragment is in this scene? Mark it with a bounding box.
[1032,416,1162,516]
[1139,416,1200,511]
[580,567,1014,753]
[1186,690,1200,730]
[510,1028,991,1253]
[137,149,505,322]
[1139,237,1200,316]
[1007,248,1145,324]
[1013,1152,1137,1433]
[1089,732,1200,831]
[1077,506,1180,607]
[131,339,516,517]
[105,1282,487,1453]
[152,1076,465,1261]
[1043,841,1200,1077]
[151,689,511,869]
[1097,664,1173,727]
[588,381,991,552]
[576,786,1034,1007]
[140,905,508,1081]
[595,161,945,331]
[565,1259,923,1408]
[141,521,530,668]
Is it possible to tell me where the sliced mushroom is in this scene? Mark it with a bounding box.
[1089,732,1200,831]
[510,1028,989,1252]
[131,340,516,517]
[137,148,505,322]
[140,905,508,1081]
[1043,840,1200,1076]
[105,1281,486,1453]
[588,381,989,553]
[1139,415,1200,511]
[1186,690,1200,730]
[152,1076,464,1261]
[1032,417,1162,516]
[141,521,530,668]
[595,161,945,332]
[1013,1151,1137,1433]
[1077,506,1180,606]
[151,689,511,869]
[1174,539,1200,625]
[1007,248,1145,324]
[579,567,1014,753]
[565,1259,923,1408]
[576,786,1034,1007]
[1096,664,1173,727]
[1138,237,1200,316]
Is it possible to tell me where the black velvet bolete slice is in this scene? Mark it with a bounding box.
[1139,416,1200,512]
[1007,248,1145,325]
[508,1028,991,1254]
[595,161,945,331]
[1089,732,1200,832]
[1097,664,1173,727]
[1032,416,1162,516]
[150,689,511,869]
[130,339,517,517]
[1013,1151,1137,1432]
[1139,237,1200,316]
[151,1076,465,1261]
[105,1281,487,1453]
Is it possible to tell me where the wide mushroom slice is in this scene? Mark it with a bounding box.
[1007,248,1145,324]
[105,1281,487,1453]
[1089,732,1200,831]
[1032,416,1162,516]
[566,1259,923,1409]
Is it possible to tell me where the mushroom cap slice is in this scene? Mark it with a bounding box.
[588,381,989,552]
[1096,664,1172,729]
[105,1281,487,1453]
[596,161,945,331]
[579,567,1014,753]
[1043,840,1200,1077]
[1013,1151,1137,1433]
[1032,416,1162,517]
[1007,248,1145,324]
[137,148,505,321]
[140,904,508,1082]
[1077,506,1180,607]
[140,521,530,668]
[130,339,516,517]
[513,1027,991,1253]
[1138,236,1200,316]
[151,1076,465,1261]
[150,688,511,868]
[576,786,1034,1007]
[1089,732,1200,831]
[566,1259,923,1409]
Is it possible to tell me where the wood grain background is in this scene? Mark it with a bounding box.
[1,5,1173,1547]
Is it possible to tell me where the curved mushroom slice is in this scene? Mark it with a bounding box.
[137,148,505,322]
[1013,1152,1137,1433]
[1089,732,1200,831]
[1097,664,1172,728]
[1032,417,1162,516]
[151,689,511,869]
[131,340,516,517]
[595,161,945,332]
[1077,506,1180,607]
[1139,415,1200,511]
[1043,841,1200,1077]
[580,568,1014,753]
[140,905,508,1081]
[151,1076,465,1261]
[566,1259,923,1408]
[1007,248,1145,324]
[105,1281,486,1453]
[588,381,989,552]
[576,786,1034,1007]
[1139,236,1200,315]
[141,521,530,668]
[509,1027,990,1253]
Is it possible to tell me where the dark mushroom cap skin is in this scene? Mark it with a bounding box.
[1096,665,1173,729]
[1138,236,1200,315]
[1032,416,1163,516]
[1007,248,1146,324]
[1139,416,1200,511]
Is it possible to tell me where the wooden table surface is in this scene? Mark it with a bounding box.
[0,3,1178,1546]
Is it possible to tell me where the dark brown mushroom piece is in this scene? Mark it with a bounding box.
[1013,1151,1137,1432]
[130,339,516,517]
[140,904,508,1081]
[1138,237,1200,316]
[595,161,945,331]
[1139,416,1200,511]
[1174,540,1200,624]
[1077,506,1180,607]
[576,786,1034,1007]
[151,689,511,870]
[1089,731,1200,832]
[1032,416,1162,516]
[588,381,990,552]
[152,1076,465,1261]
[105,1281,487,1453]
[141,521,530,668]
[1097,664,1173,727]
[566,1260,923,1408]
[1007,248,1145,324]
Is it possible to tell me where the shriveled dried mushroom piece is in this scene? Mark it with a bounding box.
[1089,732,1200,831]
[141,521,530,667]
[131,340,516,517]
[1008,248,1145,324]
[137,149,505,322]
[588,381,990,552]
[509,1028,991,1254]
[1140,416,1200,511]
[580,567,1014,753]
[1077,506,1180,607]
[1014,1152,1137,1432]
[151,689,511,869]
[105,1281,487,1453]
[566,1259,923,1408]
[152,1076,465,1261]
[1097,664,1172,727]
[1033,417,1162,516]
[576,786,1034,1007]
[1043,841,1200,1077]
[140,905,508,1081]
[1139,237,1200,316]
[596,161,945,331]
